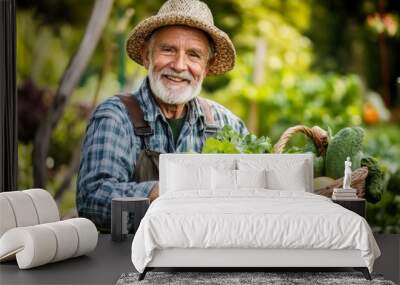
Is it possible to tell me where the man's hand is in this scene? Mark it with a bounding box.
[148,183,159,203]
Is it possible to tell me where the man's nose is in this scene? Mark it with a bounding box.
[170,52,187,72]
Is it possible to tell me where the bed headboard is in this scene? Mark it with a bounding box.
[159,153,314,194]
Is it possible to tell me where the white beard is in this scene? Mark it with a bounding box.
[148,61,204,105]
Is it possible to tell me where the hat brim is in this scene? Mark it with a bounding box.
[126,13,236,75]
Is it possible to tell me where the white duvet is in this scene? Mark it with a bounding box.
[131,190,380,273]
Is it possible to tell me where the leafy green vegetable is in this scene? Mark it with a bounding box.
[313,156,325,177]
[201,137,240,154]
[325,127,364,179]
[361,156,384,204]
[301,141,318,154]
[201,125,272,154]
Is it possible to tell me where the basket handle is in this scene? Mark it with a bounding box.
[274,125,329,155]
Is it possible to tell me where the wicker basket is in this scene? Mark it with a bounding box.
[273,125,368,198]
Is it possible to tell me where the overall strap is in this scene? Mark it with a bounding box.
[198,97,220,135]
[117,95,152,149]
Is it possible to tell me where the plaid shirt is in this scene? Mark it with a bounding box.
[76,78,249,230]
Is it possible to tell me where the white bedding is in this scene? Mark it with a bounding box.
[131,190,380,273]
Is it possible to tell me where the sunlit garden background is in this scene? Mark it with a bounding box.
[16,0,400,233]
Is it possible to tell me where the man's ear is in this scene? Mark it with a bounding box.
[142,45,150,69]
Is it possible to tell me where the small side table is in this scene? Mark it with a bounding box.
[332,198,366,218]
[111,197,149,242]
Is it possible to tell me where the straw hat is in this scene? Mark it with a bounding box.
[126,0,236,75]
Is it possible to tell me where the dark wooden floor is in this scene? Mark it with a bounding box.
[0,234,399,284]
[373,234,400,284]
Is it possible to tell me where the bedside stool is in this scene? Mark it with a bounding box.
[332,198,366,218]
[111,197,149,242]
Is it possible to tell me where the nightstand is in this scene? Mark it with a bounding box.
[111,197,149,242]
[332,198,366,218]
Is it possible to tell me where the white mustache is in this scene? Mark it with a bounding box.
[160,69,193,82]
[148,59,203,105]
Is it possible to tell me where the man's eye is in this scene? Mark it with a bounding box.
[162,47,173,53]
[189,53,200,59]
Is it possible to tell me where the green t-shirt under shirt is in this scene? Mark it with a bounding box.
[166,117,185,147]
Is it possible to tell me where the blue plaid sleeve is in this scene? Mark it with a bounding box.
[76,114,157,231]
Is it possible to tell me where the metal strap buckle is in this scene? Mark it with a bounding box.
[204,124,220,134]
[134,127,153,136]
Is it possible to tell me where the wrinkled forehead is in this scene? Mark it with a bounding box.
[148,25,214,50]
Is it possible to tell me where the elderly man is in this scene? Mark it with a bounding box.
[77,0,248,231]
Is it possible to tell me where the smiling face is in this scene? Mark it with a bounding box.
[143,25,212,105]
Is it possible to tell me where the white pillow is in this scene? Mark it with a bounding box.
[266,164,307,191]
[167,162,212,191]
[212,168,237,190]
[236,169,268,189]
[237,158,311,191]
[211,168,268,191]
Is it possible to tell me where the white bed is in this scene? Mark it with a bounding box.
[131,154,381,280]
